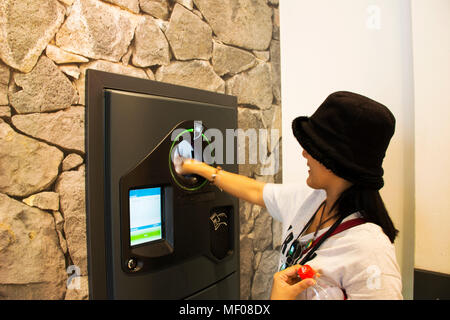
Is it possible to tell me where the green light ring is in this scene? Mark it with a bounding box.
[168,128,211,191]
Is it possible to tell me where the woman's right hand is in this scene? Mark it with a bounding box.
[173,155,201,176]
[173,154,185,175]
[270,265,317,300]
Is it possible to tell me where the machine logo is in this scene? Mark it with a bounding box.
[210,212,228,231]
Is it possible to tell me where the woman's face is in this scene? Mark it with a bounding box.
[302,149,336,189]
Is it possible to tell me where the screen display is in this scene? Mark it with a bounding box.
[129,187,163,247]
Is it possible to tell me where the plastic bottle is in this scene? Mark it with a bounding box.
[297,265,329,300]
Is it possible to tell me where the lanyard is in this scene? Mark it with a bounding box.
[281,201,325,255]
[298,217,367,265]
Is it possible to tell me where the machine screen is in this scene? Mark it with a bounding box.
[129,187,163,246]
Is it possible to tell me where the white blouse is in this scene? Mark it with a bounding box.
[263,183,403,300]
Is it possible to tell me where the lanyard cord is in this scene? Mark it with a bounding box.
[281,201,324,255]
[293,200,339,248]
[298,200,326,240]
[299,214,347,265]
[282,199,344,265]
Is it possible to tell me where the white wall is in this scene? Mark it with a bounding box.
[412,0,450,274]
[280,0,415,298]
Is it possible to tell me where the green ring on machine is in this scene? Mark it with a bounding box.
[168,128,211,191]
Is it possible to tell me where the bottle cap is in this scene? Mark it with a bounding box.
[297,264,316,279]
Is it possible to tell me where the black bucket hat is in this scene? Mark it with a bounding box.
[292,91,396,190]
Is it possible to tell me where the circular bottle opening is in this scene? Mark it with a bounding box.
[169,127,211,191]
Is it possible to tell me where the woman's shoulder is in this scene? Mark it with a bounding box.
[333,221,402,298]
[263,183,325,225]
[265,182,316,195]
[331,220,396,257]
[331,221,401,277]
[264,183,323,209]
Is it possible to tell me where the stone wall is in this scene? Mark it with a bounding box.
[0,0,282,300]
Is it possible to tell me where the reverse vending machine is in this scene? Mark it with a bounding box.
[85,70,239,299]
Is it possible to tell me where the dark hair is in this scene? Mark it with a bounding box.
[329,185,399,243]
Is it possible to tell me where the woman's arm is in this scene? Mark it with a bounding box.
[179,159,266,207]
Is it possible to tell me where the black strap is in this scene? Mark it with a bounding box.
[298,214,347,265]
[294,201,325,242]
[281,201,325,255]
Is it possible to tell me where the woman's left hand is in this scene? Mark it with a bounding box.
[270,265,316,300]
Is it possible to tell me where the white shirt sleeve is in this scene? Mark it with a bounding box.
[262,183,314,226]
[340,226,403,300]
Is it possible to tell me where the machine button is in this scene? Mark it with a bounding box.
[127,258,138,270]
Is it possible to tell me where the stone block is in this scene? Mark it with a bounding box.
[253,50,270,62]
[237,107,265,178]
[0,106,11,118]
[272,219,282,250]
[62,153,84,171]
[239,236,254,300]
[65,275,89,300]
[0,122,63,197]
[252,209,273,252]
[165,4,212,61]
[0,84,7,105]
[103,0,140,13]
[132,15,170,67]
[176,0,193,10]
[155,60,225,93]
[55,165,87,276]
[46,44,89,64]
[139,0,170,20]
[56,0,141,62]
[239,200,256,235]
[212,41,256,76]
[23,191,60,211]
[0,193,67,299]
[58,0,74,5]
[194,0,272,51]
[58,65,81,80]
[227,63,273,110]
[251,250,278,299]
[9,56,78,114]
[12,106,85,153]
[0,61,10,85]
[53,211,68,255]
[270,40,281,103]
[0,0,66,72]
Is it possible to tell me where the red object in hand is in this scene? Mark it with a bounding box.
[297,265,316,279]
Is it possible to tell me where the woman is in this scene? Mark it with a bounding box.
[176,91,403,300]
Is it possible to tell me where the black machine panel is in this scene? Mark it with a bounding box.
[86,71,239,300]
